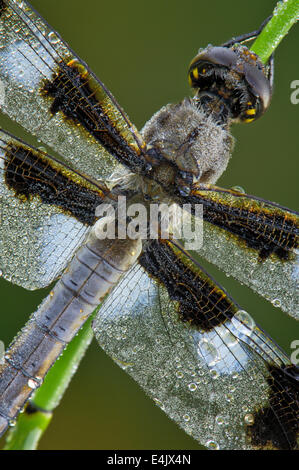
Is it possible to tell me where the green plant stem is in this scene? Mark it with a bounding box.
[3,314,95,450]
[251,0,299,63]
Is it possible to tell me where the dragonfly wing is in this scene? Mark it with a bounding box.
[177,186,299,319]
[0,0,146,180]
[93,238,299,450]
[0,129,108,289]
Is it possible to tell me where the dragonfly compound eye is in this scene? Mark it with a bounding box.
[188,44,272,123]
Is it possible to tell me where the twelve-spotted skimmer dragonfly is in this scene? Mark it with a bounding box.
[0,0,298,450]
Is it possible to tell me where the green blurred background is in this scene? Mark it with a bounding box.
[0,0,298,450]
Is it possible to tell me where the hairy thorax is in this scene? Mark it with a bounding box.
[108,98,234,203]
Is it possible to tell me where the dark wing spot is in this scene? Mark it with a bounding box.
[0,0,7,17]
[139,239,236,331]
[247,364,299,450]
[41,61,145,174]
[4,142,106,225]
[186,192,298,261]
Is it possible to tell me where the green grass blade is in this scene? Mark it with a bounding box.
[251,0,299,63]
[3,314,95,450]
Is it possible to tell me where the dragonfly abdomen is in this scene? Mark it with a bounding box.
[0,220,142,437]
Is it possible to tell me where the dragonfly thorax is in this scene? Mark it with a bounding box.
[141,97,234,193]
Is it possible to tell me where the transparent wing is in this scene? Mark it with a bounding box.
[0,0,146,180]
[0,129,108,289]
[93,239,299,450]
[179,186,299,319]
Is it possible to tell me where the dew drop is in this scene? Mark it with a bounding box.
[225,393,233,402]
[198,338,221,366]
[153,398,164,409]
[231,185,245,194]
[216,415,224,425]
[210,369,219,379]
[183,414,190,422]
[232,310,256,336]
[188,382,197,392]
[48,31,59,45]
[271,298,281,308]
[27,376,42,390]
[218,328,239,347]
[206,439,219,450]
[244,413,255,425]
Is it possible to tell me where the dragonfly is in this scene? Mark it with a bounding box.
[0,0,298,450]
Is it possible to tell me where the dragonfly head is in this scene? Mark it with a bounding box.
[188,44,272,124]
